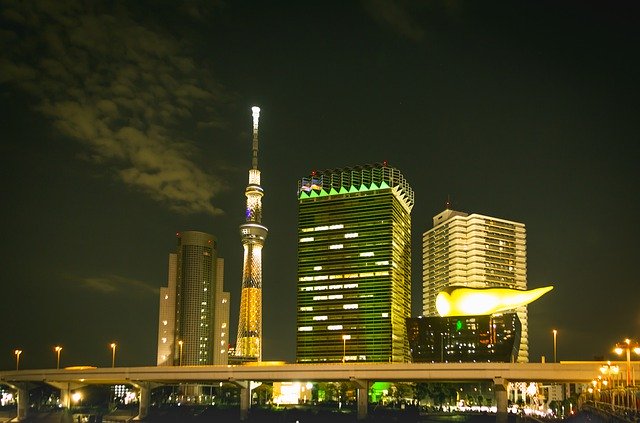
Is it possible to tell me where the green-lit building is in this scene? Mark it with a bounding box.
[296,163,414,363]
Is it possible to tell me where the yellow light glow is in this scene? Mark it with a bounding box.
[436,286,554,317]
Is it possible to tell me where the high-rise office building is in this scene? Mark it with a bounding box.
[422,203,529,362]
[157,231,230,366]
[235,107,267,362]
[296,162,414,363]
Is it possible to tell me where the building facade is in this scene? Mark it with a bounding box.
[406,313,521,363]
[235,106,267,362]
[296,162,414,363]
[156,231,230,366]
[422,204,529,362]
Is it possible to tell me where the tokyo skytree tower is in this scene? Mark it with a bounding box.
[235,106,267,362]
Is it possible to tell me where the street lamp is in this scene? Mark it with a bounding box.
[110,343,117,368]
[178,340,184,366]
[55,346,62,369]
[614,338,640,387]
[14,349,22,371]
[342,334,351,363]
[552,329,558,363]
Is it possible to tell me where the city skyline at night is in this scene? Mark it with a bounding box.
[1,1,639,370]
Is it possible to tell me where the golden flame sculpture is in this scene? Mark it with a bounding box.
[436,286,553,317]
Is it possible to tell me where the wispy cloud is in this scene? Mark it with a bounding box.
[1,0,230,215]
[75,274,158,296]
[362,0,426,42]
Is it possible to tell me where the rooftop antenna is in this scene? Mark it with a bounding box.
[445,195,453,210]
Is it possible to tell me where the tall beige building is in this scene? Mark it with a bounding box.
[157,231,230,366]
[422,204,529,362]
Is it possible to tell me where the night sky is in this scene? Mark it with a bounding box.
[2,1,639,370]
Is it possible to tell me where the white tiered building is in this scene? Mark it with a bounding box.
[422,203,529,362]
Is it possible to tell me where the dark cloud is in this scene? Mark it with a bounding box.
[75,274,158,296]
[362,0,426,41]
[0,0,230,215]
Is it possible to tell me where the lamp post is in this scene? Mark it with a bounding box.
[342,334,351,363]
[14,349,22,371]
[552,329,558,363]
[55,346,62,369]
[178,340,184,366]
[614,338,640,387]
[110,343,117,368]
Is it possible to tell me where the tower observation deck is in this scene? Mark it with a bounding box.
[235,106,267,362]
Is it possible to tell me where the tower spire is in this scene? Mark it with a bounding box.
[251,106,260,170]
[235,106,268,363]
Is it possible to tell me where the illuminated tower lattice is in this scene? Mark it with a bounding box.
[235,106,267,362]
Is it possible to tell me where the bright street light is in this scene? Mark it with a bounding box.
[55,346,62,369]
[342,334,351,363]
[552,329,558,363]
[14,349,22,371]
[178,340,184,366]
[614,338,640,387]
[110,343,117,368]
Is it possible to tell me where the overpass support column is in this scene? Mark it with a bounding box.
[493,377,508,423]
[60,383,71,409]
[15,383,29,421]
[239,381,251,421]
[350,378,369,420]
[228,379,250,421]
[134,382,152,421]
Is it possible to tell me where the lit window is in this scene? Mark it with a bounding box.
[313,275,328,281]
[163,320,168,326]
[329,244,343,250]
[315,225,329,231]
[328,294,343,300]
[375,260,389,266]
[222,323,226,328]
[329,224,344,230]
[343,304,358,309]
[344,283,358,288]
[313,285,328,290]
[344,233,358,238]
[161,337,167,343]
[298,326,313,331]
[313,316,328,321]
[381,312,389,317]
[314,266,322,271]
[328,284,343,290]
[360,252,374,257]
[300,276,313,282]
[164,295,169,300]
[313,295,328,301]
[327,325,343,330]
[300,237,314,242]
[300,306,313,311]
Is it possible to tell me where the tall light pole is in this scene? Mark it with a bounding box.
[342,335,351,363]
[614,338,640,387]
[178,340,184,366]
[110,343,117,368]
[14,349,22,371]
[55,346,62,369]
[552,329,558,363]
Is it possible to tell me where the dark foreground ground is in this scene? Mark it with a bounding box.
[0,406,614,423]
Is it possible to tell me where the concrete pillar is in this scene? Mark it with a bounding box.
[135,382,151,421]
[493,377,508,423]
[239,382,251,421]
[16,384,28,421]
[356,385,368,420]
[60,385,71,409]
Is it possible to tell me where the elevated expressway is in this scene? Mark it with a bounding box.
[0,362,601,421]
